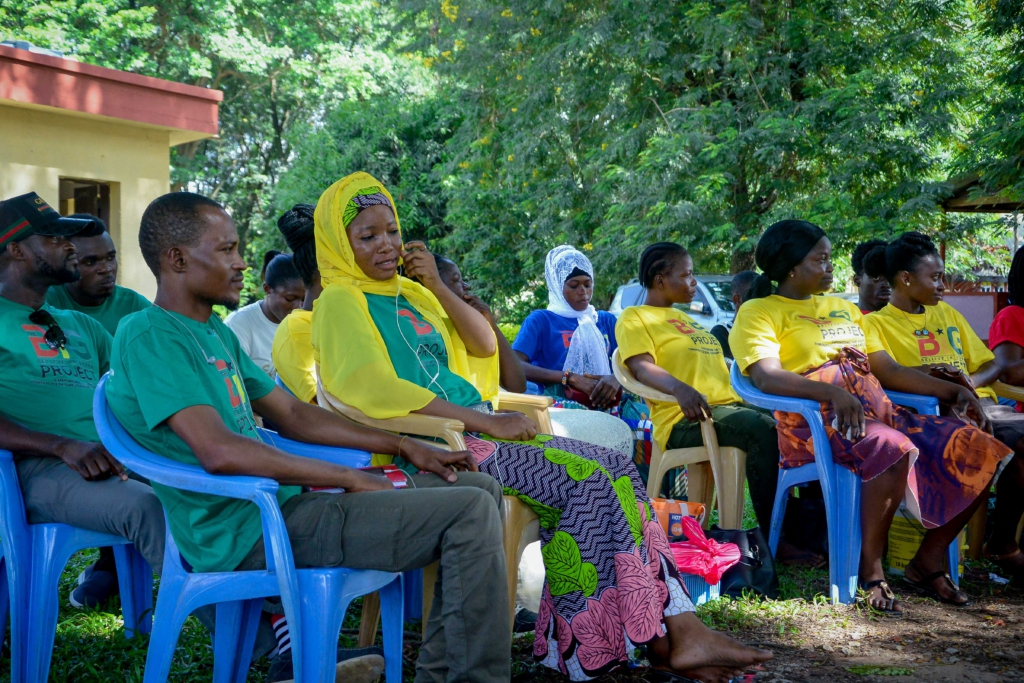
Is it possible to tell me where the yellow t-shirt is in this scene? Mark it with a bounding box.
[271,309,316,403]
[616,306,740,450]
[730,294,884,375]
[273,308,393,466]
[864,302,997,401]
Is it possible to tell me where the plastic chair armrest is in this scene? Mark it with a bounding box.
[611,349,678,403]
[256,429,372,467]
[993,381,1024,402]
[497,392,554,433]
[497,392,553,409]
[884,390,939,416]
[316,377,467,450]
[729,363,821,419]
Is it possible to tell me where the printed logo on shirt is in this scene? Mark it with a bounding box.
[559,329,611,351]
[21,325,98,389]
[667,318,722,354]
[214,359,248,408]
[795,312,865,350]
[914,326,968,372]
[398,309,435,336]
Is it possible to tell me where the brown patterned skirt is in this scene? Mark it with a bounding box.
[774,358,1011,529]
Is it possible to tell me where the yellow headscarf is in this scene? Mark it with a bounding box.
[311,172,499,419]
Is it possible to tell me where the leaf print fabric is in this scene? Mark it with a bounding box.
[472,433,695,679]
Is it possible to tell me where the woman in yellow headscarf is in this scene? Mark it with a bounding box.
[311,173,771,682]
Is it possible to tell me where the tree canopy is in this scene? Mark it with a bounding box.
[2,0,1019,317]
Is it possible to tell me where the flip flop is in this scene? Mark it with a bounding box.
[857,579,904,617]
[902,563,972,606]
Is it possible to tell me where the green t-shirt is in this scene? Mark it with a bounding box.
[107,307,290,573]
[0,296,111,443]
[365,294,482,408]
[46,284,151,337]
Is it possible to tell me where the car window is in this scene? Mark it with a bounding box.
[702,280,735,312]
[674,288,712,316]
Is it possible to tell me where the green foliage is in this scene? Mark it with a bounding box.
[0,0,434,265]
[395,0,987,308]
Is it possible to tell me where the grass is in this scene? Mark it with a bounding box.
[5,484,1011,682]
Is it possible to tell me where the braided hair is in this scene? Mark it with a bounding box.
[1007,246,1024,306]
[862,243,888,280]
[883,232,938,284]
[277,204,317,287]
[638,242,688,289]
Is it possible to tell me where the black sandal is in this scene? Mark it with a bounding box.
[857,579,903,616]
[902,563,972,606]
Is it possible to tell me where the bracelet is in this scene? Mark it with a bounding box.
[562,370,572,387]
[398,435,408,458]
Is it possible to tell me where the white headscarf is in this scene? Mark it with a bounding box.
[544,245,612,376]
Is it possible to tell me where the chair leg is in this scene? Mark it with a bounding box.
[24,536,67,683]
[213,598,263,683]
[686,463,715,528]
[112,545,153,638]
[716,448,747,529]
[296,572,355,683]
[379,576,405,683]
[834,467,862,605]
[358,591,381,647]
[947,540,960,587]
[646,444,667,499]
[142,573,192,683]
[768,472,793,556]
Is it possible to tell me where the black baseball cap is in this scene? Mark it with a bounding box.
[0,192,98,250]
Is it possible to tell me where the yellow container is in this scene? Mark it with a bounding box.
[887,505,965,576]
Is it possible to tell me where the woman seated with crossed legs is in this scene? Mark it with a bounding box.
[730,220,1010,612]
[863,233,1024,583]
[310,172,771,682]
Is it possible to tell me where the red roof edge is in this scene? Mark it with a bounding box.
[0,44,221,136]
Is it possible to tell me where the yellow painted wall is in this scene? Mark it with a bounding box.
[0,103,173,299]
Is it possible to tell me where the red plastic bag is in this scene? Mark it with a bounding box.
[670,516,741,585]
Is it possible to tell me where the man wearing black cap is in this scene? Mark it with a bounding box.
[0,192,166,609]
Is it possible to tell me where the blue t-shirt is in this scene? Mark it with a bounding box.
[512,309,618,381]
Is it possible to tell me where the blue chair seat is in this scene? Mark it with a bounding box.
[94,374,404,683]
[729,363,957,604]
[0,449,153,683]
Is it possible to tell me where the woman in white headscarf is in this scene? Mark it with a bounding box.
[514,246,624,403]
[513,246,647,457]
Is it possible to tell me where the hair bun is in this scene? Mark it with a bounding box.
[278,204,316,253]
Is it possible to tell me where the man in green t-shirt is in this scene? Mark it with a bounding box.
[45,214,150,336]
[0,192,166,610]
[109,191,509,683]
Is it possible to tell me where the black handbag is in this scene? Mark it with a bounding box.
[705,525,779,599]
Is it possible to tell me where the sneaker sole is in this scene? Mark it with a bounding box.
[273,654,385,683]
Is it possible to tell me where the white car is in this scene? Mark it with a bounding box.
[608,276,737,330]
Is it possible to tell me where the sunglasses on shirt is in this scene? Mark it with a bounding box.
[29,309,68,350]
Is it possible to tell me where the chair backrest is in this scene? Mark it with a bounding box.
[610,349,676,404]
[314,364,468,451]
[0,449,31,584]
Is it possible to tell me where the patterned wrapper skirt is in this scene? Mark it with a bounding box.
[774,357,1012,529]
[464,433,693,680]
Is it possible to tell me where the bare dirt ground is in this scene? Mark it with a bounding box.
[506,564,1024,683]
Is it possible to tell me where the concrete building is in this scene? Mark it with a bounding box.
[0,43,221,298]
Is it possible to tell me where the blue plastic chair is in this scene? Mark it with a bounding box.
[729,364,958,604]
[0,448,153,683]
[93,374,404,683]
[276,373,426,621]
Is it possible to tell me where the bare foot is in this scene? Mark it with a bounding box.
[663,613,772,672]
